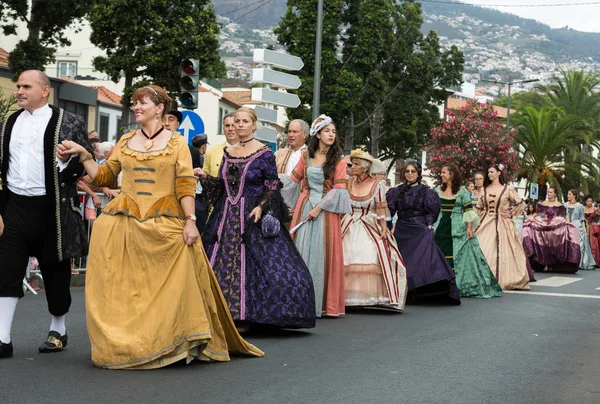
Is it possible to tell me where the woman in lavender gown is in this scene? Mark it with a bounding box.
[522,185,581,274]
[198,107,316,329]
[386,160,461,305]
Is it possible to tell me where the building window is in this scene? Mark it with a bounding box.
[57,61,78,79]
[218,107,232,135]
[218,107,224,134]
[115,115,122,141]
[99,114,110,142]
[58,100,88,124]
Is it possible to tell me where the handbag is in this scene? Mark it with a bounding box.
[261,211,281,238]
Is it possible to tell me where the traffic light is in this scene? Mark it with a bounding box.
[179,59,199,109]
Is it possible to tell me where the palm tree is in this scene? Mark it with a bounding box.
[535,69,600,140]
[536,69,600,117]
[512,106,600,198]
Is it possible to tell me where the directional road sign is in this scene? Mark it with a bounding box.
[256,127,278,144]
[254,106,278,125]
[252,88,301,109]
[178,110,205,145]
[252,68,302,90]
[253,49,304,71]
[530,183,539,200]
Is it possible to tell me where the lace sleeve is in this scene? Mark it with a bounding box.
[199,174,225,207]
[280,174,301,209]
[318,189,352,214]
[258,152,290,222]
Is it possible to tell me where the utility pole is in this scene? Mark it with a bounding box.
[312,0,324,121]
[480,78,539,133]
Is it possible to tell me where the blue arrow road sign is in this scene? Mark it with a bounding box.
[178,110,205,145]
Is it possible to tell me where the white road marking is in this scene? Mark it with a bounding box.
[533,277,582,287]
[596,287,600,291]
[504,290,600,299]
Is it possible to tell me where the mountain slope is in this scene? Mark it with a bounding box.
[212,0,600,78]
[419,2,600,63]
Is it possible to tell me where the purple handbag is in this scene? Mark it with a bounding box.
[261,211,280,238]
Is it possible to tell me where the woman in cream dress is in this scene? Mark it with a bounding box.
[341,150,407,311]
[475,164,530,290]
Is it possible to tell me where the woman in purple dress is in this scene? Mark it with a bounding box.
[197,107,316,329]
[522,185,581,273]
[386,160,461,305]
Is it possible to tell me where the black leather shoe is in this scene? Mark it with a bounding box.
[0,341,13,358]
[38,331,68,353]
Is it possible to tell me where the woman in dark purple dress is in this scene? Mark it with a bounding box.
[386,160,461,305]
[198,107,316,329]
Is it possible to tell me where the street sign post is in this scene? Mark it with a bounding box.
[253,49,304,71]
[252,49,304,151]
[254,106,278,124]
[256,127,278,144]
[530,183,539,200]
[178,110,205,145]
[252,88,301,108]
[251,68,302,90]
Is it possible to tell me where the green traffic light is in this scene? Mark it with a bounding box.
[180,93,196,108]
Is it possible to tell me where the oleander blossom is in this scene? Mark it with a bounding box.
[426,99,519,181]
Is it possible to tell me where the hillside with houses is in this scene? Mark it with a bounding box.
[216,0,600,98]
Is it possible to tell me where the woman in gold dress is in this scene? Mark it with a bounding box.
[475,164,530,290]
[58,85,263,369]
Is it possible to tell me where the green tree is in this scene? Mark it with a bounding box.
[512,105,599,198]
[535,69,600,120]
[0,91,17,122]
[275,0,464,166]
[378,24,464,163]
[1,0,88,77]
[494,91,549,111]
[274,0,347,126]
[88,0,226,130]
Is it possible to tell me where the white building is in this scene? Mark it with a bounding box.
[0,19,126,95]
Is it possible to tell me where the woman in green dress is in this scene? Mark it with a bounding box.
[434,164,502,298]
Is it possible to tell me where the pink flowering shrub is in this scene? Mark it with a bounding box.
[427,99,519,181]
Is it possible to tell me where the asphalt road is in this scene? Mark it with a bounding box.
[2,271,600,404]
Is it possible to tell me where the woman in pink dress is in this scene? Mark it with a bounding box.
[522,185,581,273]
[285,115,351,317]
[583,194,600,265]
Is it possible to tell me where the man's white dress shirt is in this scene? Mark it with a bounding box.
[285,144,307,175]
[7,104,53,196]
[6,104,71,197]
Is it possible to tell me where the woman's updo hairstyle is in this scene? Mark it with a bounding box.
[131,85,172,117]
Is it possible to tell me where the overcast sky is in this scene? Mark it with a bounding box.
[460,0,600,32]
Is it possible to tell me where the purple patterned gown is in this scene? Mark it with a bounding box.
[202,147,316,329]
